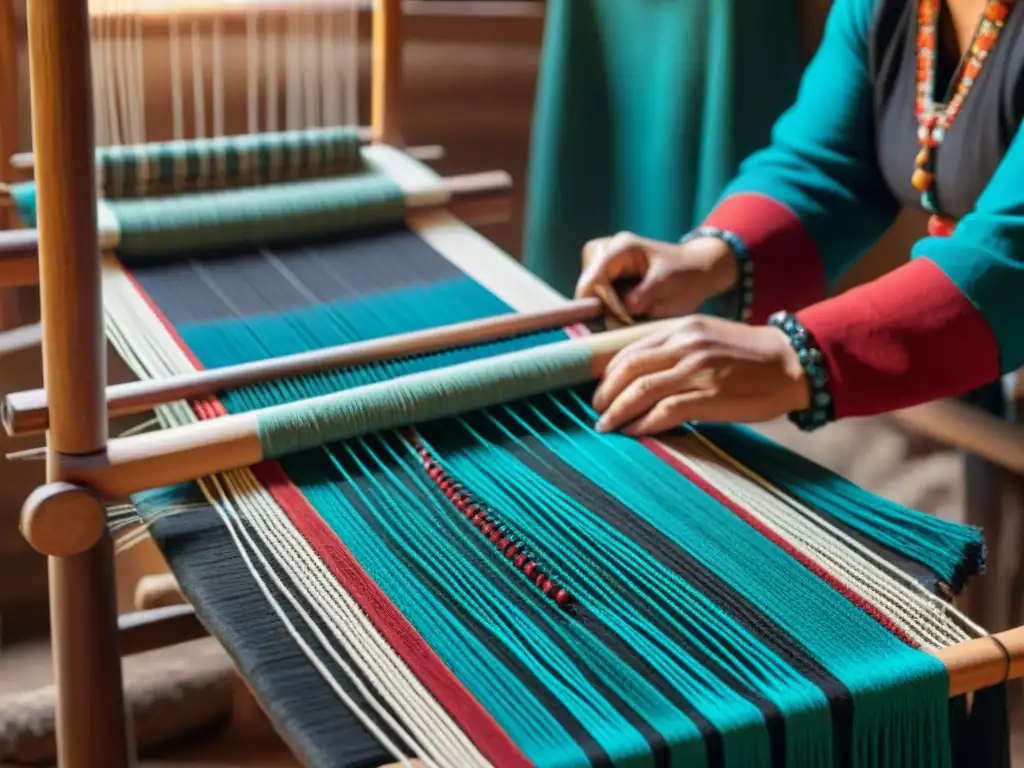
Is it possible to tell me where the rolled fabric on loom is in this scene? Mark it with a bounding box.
[8,2,1024,767]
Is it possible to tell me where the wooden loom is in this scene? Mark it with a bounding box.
[2,1,1024,766]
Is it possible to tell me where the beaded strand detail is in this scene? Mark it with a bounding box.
[913,0,1015,231]
[405,431,574,610]
[768,312,835,432]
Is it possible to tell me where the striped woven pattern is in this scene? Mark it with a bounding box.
[97,127,364,198]
[98,219,1007,768]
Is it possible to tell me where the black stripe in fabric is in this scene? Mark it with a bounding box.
[130,226,464,326]
[139,481,406,768]
[441,399,857,768]
[280,440,620,768]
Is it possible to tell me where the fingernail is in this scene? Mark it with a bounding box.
[595,417,609,433]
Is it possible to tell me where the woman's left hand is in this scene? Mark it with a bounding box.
[592,315,811,435]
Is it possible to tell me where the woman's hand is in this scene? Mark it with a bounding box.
[592,316,811,435]
[575,231,739,319]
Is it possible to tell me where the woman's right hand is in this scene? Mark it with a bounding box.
[574,231,740,319]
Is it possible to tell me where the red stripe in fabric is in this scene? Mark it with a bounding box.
[703,193,827,324]
[796,257,1001,418]
[122,270,529,766]
[640,438,919,648]
[252,460,534,768]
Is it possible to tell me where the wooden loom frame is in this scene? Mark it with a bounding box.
[11,1,1024,766]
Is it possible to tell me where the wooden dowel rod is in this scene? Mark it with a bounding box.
[891,399,1024,476]
[10,140,445,172]
[935,625,1024,697]
[4,299,604,437]
[0,322,42,360]
[118,604,208,656]
[56,322,673,499]
[0,228,41,288]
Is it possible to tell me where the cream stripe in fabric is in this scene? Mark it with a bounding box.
[664,433,980,650]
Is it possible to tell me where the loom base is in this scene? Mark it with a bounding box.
[48,535,132,768]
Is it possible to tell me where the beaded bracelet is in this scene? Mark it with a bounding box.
[679,226,754,322]
[767,311,835,432]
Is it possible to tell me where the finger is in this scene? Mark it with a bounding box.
[622,261,672,316]
[593,343,677,412]
[603,326,674,377]
[575,239,648,302]
[622,394,767,435]
[595,367,695,433]
[620,392,709,436]
[595,284,634,326]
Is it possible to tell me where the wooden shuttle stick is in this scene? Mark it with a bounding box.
[3,298,606,436]
[52,321,673,499]
[935,626,1024,697]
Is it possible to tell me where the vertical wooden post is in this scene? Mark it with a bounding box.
[26,2,130,766]
[371,0,403,145]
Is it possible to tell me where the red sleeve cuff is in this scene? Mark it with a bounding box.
[795,258,1001,419]
[702,193,826,324]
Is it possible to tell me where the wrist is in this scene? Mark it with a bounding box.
[679,226,752,320]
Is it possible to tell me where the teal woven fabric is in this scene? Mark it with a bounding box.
[523,0,804,295]
[157,269,974,767]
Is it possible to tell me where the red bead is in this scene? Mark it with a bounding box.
[988,3,1010,21]
[455,497,468,512]
[524,561,537,577]
[472,513,485,527]
[927,215,957,237]
[542,579,556,595]
[481,522,495,535]
[505,545,519,559]
[428,467,442,481]
[498,537,511,551]
[489,530,502,543]
[514,554,528,568]
[464,504,479,517]
[554,590,571,607]
[535,573,547,587]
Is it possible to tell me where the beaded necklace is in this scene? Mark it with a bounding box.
[913,0,1015,236]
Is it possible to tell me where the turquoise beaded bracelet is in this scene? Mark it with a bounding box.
[767,311,835,432]
[679,226,753,322]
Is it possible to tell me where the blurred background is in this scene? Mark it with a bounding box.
[0,0,1019,764]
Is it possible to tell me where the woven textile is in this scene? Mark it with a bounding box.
[105,222,1004,768]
